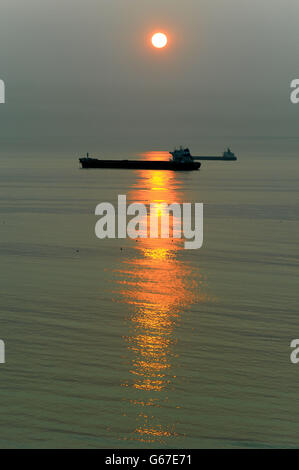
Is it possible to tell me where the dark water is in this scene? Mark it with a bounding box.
[0,150,298,448]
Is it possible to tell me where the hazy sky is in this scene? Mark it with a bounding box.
[0,0,299,153]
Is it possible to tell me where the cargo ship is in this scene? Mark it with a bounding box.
[79,149,201,171]
[192,147,237,161]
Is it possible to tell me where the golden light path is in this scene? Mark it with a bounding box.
[151,32,168,49]
[115,152,210,444]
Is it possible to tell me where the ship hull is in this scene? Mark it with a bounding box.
[79,158,201,171]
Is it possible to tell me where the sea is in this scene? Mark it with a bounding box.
[0,139,298,448]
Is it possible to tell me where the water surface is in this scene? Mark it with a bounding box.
[0,149,298,448]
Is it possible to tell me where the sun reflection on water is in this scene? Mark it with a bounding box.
[116,152,208,444]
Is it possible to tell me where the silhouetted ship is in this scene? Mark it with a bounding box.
[79,149,201,171]
[192,147,237,161]
[79,147,237,171]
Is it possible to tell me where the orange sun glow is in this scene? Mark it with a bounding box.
[151,33,168,49]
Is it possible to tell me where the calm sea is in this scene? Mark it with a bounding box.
[0,145,298,448]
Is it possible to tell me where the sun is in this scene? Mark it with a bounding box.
[151,32,168,49]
